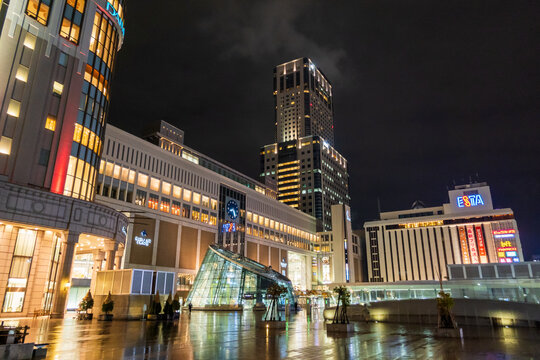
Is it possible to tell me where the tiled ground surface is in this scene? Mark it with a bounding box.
[5,309,540,359]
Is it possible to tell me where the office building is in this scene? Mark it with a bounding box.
[363,183,524,283]
[94,121,362,304]
[0,0,127,318]
[274,57,334,145]
[262,58,350,231]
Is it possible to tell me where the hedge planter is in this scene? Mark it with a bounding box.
[326,323,354,333]
[98,314,113,321]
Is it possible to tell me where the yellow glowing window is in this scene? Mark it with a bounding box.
[259,216,264,226]
[150,177,160,192]
[137,173,148,187]
[192,192,201,205]
[120,167,129,182]
[183,189,191,202]
[26,0,51,25]
[210,198,218,210]
[202,195,209,207]
[7,100,21,118]
[87,131,95,150]
[112,164,120,179]
[0,136,13,155]
[128,170,136,184]
[16,65,29,82]
[81,127,90,146]
[45,116,56,131]
[173,185,182,199]
[247,211,252,222]
[162,181,171,195]
[53,81,63,95]
[23,33,36,49]
[104,161,113,177]
[253,214,258,223]
[99,160,105,174]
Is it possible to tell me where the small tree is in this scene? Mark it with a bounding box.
[79,290,94,313]
[332,286,350,324]
[149,291,162,315]
[437,290,456,328]
[163,293,174,319]
[263,284,288,321]
[102,291,114,315]
[172,293,181,312]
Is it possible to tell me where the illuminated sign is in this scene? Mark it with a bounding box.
[493,229,515,238]
[474,226,488,263]
[121,226,127,236]
[322,256,331,283]
[346,210,351,222]
[458,227,470,264]
[221,222,236,233]
[134,230,151,246]
[106,2,125,37]
[457,194,484,208]
[466,227,479,264]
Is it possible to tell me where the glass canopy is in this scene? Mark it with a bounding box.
[187,245,295,308]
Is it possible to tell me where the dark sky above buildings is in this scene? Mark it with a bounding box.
[108,1,540,259]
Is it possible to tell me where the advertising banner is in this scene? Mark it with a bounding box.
[466,226,479,264]
[474,226,488,263]
[458,226,470,264]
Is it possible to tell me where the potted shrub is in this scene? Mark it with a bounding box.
[99,291,114,321]
[79,290,94,320]
[172,293,181,319]
[327,286,354,332]
[163,293,174,320]
[148,291,162,320]
[259,283,287,328]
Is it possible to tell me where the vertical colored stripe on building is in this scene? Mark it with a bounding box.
[475,225,488,263]
[458,226,470,264]
[466,226,480,264]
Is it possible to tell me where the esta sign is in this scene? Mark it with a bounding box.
[456,194,484,208]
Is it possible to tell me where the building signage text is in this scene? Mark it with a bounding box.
[134,230,151,246]
[457,194,485,208]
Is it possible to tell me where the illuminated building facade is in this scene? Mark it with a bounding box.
[0,0,127,318]
[95,121,363,301]
[274,57,334,146]
[262,58,350,231]
[363,183,524,283]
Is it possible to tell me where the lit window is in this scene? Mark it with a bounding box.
[59,0,86,44]
[23,33,36,49]
[183,189,191,202]
[191,208,200,221]
[7,99,21,118]
[99,159,105,174]
[73,123,82,142]
[162,181,171,195]
[137,173,148,188]
[211,198,217,210]
[150,177,160,191]
[247,211,252,222]
[120,167,129,182]
[45,116,56,131]
[148,193,159,210]
[0,136,13,155]
[128,170,136,184]
[15,65,29,82]
[160,197,170,213]
[192,192,201,205]
[112,164,120,179]
[171,201,181,216]
[173,185,182,199]
[202,195,209,208]
[53,81,63,95]
[25,0,51,25]
[253,214,258,223]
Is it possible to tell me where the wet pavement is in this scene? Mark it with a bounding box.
[5,308,540,359]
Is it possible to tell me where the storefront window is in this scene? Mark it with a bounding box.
[172,200,181,216]
[3,229,37,313]
[72,253,93,279]
[192,207,200,221]
[148,193,159,210]
[182,204,190,218]
[201,210,209,224]
[135,189,147,206]
[160,197,170,213]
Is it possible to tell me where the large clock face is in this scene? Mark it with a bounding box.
[226,199,239,220]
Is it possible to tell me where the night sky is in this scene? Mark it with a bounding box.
[108,1,539,259]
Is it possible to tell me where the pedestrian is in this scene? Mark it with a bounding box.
[294,301,298,312]
[188,302,192,313]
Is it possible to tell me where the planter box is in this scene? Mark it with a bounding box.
[326,323,355,333]
[257,321,286,329]
[434,327,461,338]
[98,314,113,321]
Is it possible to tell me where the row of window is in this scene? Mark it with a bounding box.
[246,210,318,243]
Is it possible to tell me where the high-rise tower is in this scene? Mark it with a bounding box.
[262,58,350,231]
[274,57,334,145]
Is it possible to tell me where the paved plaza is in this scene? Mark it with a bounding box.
[7,309,540,359]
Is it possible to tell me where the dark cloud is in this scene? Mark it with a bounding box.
[109,0,540,259]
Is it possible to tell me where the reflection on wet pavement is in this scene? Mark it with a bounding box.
[9,308,540,359]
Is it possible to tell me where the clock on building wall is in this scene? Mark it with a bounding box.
[226,198,239,222]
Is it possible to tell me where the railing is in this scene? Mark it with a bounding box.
[0,324,29,345]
